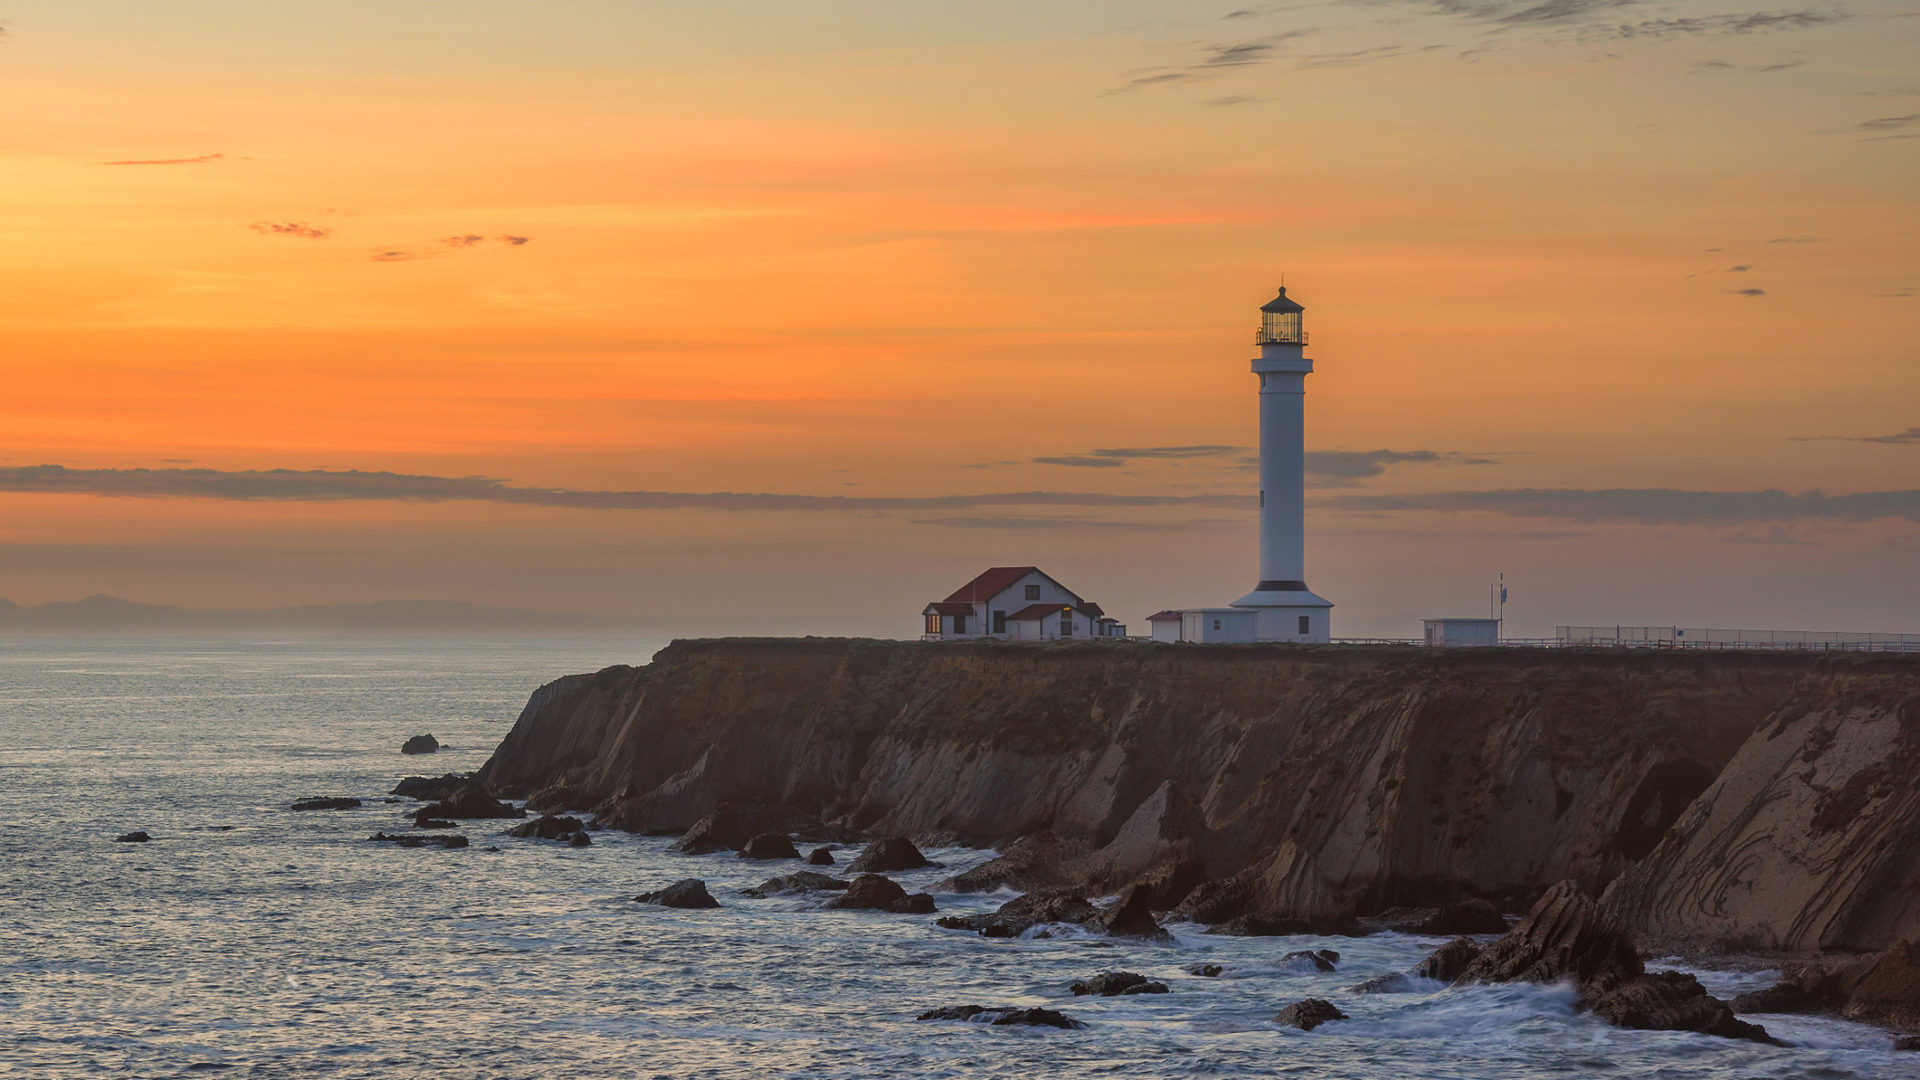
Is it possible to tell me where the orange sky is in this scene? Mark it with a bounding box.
[2,1,1917,636]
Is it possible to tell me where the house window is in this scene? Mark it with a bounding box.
[992,611,1006,634]
[1060,611,1074,636]
[1212,619,1222,631]
[954,613,968,635]
[1299,615,1311,635]
[926,614,941,635]
[1025,584,1041,601]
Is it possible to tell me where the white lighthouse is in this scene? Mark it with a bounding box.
[1229,286,1333,642]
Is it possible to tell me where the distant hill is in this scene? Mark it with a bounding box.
[0,594,645,635]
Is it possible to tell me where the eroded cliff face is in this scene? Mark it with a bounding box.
[476,639,1920,949]
[1601,663,1920,954]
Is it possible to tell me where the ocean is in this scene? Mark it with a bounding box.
[1,637,1909,1079]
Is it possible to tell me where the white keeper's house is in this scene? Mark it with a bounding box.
[922,566,1126,641]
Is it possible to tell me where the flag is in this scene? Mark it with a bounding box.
[1500,587,1508,604]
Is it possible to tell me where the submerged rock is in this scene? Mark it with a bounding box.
[567,831,591,847]
[505,814,587,840]
[369,831,468,849]
[739,833,800,860]
[636,879,720,909]
[915,1005,1085,1029]
[1346,972,1418,994]
[291,796,361,812]
[1206,913,1359,938]
[114,831,152,843]
[671,808,749,855]
[847,837,937,874]
[1070,971,1169,997]
[1279,950,1340,973]
[400,733,440,755]
[894,892,937,914]
[1186,963,1224,978]
[1273,998,1346,1031]
[806,846,835,866]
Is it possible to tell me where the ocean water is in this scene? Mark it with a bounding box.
[1,637,1912,1079]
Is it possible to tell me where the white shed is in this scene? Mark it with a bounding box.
[1180,608,1259,644]
[1422,618,1501,647]
[1146,610,1183,644]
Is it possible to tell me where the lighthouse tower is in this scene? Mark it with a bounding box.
[1230,286,1333,641]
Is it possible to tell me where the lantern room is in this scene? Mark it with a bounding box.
[1256,286,1306,345]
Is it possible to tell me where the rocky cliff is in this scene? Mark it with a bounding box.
[478,638,1918,954]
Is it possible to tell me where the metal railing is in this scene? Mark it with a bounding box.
[1556,626,1920,652]
[1254,329,1308,345]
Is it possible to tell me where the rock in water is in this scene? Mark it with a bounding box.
[1844,938,1920,1032]
[1070,972,1169,997]
[746,871,852,897]
[915,1005,1085,1029]
[936,890,1099,938]
[1458,881,1773,1044]
[1589,971,1775,1043]
[670,808,749,855]
[1456,882,1642,989]
[1273,999,1347,1030]
[1090,884,1171,940]
[400,733,439,755]
[1380,898,1509,936]
[1187,964,1223,977]
[505,814,587,840]
[114,831,151,843]
[390,773,471,801]
[821,873,934,913]
[847,837,936,874]
[636,879,720,909]
[806,847,835,866]
[416,783,521,820]
[1415,937,1484,983]
[739,833,800,860]
[291,796,362,812]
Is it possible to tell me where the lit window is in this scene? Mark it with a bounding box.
[926,614,940,635]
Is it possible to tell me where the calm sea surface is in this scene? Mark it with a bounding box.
[1,637,1910,1079]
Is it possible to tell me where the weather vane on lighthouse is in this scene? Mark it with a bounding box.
[1229,283,1333,641]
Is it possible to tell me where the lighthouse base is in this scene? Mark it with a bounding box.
[1229,584,1333,643]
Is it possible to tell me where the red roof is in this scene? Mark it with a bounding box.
[944,566,1043,604]
[1007,603,1074,621]
[1145,610,1182,622]
[923,601,973,616]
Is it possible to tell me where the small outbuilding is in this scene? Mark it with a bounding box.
[1422,618,1501,648]
[1180,608,1259,644]
[1146,610,1183,644]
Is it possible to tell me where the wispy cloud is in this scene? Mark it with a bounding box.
[0,465,1248,513]
[498,235,532,246]
[1693,57,1805,73]
[442,234,486,248]
[1730,287,1767,296]
[1323,487,1920,524]
[103,153,224,166]
[1032,456,1126,469]
[1795,426,1920,445]
[250,221,330,240]
[1105,29,1316,93]
[1306,449,1498,485]
[1767,235,1823,243]
[371,250,413,262]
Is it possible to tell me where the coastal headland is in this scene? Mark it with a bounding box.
[478,638,1920,1033]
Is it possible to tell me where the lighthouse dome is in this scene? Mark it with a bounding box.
[1256,287,1305,344]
